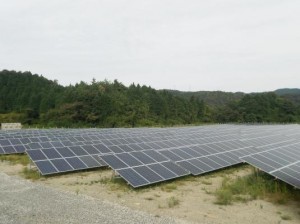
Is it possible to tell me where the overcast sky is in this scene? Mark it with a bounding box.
[0,0,299,92]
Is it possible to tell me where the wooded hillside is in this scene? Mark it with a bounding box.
[0,70,299,127]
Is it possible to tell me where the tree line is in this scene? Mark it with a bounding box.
[0,70,299,127]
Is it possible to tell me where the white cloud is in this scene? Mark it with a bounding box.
[0,0,299,92]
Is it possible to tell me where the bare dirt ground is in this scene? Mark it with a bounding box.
[1,161,299,224]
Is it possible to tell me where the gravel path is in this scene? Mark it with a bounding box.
[0,173,191,224]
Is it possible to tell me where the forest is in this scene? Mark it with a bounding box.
[0,70,299,127]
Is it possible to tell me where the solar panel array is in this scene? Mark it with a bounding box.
[101,150,190,187]
[1,125,300,188]
[242,142,300,188]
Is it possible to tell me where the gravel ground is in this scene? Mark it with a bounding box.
[0,173,192,224]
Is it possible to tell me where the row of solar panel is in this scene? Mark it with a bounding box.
[33,155,106,175]
[1,125,300,189]
[0,130,241,155]
[99,138,300,188]
[242,142,300,188]
[1,125,291,144]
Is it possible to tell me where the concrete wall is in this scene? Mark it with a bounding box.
[1,123,22,130]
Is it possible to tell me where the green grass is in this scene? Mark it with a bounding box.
[215,169,300,205]
[98,176,130,191]
[21,167,40,180]
[201,179,212,185]
[167,196,180,208]
[281,214,292,220]
[0,154,30,166]
[161,183,177,192]
[215,189,233,205]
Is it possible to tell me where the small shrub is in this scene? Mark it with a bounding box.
[154,193,160,198]
[21,167,40,180]
[214,170,300,205]
[158,204,164,209]
[201,180,212,185]
[99,177,111,184]
[98,176,130,191]
[215,189,233,205]
[161,183,177,192]
[281,214,292,220]
[234,195,250,203]
[0,154,30,166]
[167,196,180,208]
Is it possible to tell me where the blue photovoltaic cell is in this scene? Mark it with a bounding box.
[119,145,134,152]
[61,141,74,147]
[19,138,31,144]
[172,148,194,159]
[116,153,142,167]
[14,145,25,153]
[40,142,53,149]
[9,139,22,145]
[117,168,149,188]
[79,156,100,167]
[208,155,230,166]
[273,170,300,188]
[133,166,163,183]
[51,159,73,172]
[92,155,106,166]
[107,145,123,153]
[56,147,76,157]
[51,142,64,148]
[148,163,177,179]
[69,146,88,156]
[81,145,99,154]
[198,157,222,169]
[159,150,183,162]
[27,150,47,161]
[41,148,62,159]
[93,144,111,154]
[138,143,152,150]
[161,161,189,176]
[177,160,203,175]
[130,151,156,164]
[35,160,57,175]
[100,154,128,169]
[0,140,10,146]
[3,146,15,154]
[143,150,168,163]
[28,143,42,150]
[66,157,87,169]
[243,156,275,172]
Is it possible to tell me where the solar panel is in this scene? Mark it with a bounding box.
[26,143,108,175]
[0,138,27,154]
[100,150,190,188]
[1,124,300,189]
[241,142,300,189]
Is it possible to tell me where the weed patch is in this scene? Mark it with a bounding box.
[21,167,40,180]
[167,196,180,208]
[215,189,233,205]
[281,214,292,220]
[161,183,177,192]
[98,176,130,192]
[0,154,30,166]
[215,169,300,205]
